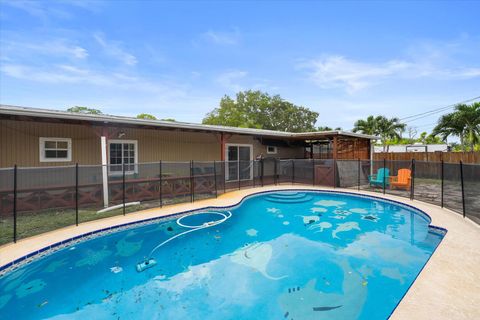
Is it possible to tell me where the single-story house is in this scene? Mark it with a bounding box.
[0,104,377,170]
[0,104,377,212]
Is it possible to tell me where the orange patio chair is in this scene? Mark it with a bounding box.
[390,168,411,190]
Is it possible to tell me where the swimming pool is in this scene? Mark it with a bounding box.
[0,190,445,319]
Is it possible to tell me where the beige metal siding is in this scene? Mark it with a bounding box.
[114,127,220,162]
[0,119,100,167]
[0,120,223,167]
[226,135,304,159]
[0,119,304,168]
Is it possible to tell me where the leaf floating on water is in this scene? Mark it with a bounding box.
[38,300,48,308]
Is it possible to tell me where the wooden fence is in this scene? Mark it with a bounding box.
[373,151,480,164]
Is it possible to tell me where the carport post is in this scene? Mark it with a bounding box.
[122,163,126,215]
[100,136,109,208]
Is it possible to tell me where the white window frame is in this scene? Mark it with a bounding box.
[266,146,278,154]
[39,137,72,162]
[108,139,138,175]
[225,143,253,181]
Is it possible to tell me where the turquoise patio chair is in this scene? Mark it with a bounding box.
[369,168,390,187]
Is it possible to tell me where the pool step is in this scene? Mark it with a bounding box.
[267,192,308,200]
[265,193,313,203]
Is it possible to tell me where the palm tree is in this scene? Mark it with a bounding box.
[433,112,465,150]
[353,115,405,151]
[375,116,406,152]
[352,115,377,135]
[455,103,480,151]
[433,102,480,151]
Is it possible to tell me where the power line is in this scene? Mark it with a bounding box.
[410,122,438,129]
[399,95,480,123]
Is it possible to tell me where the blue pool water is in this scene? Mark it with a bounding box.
[0,191,445,319]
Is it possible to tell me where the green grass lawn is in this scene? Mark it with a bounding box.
[0,193,216,246]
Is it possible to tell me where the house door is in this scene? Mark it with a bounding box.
[226,144,253,181]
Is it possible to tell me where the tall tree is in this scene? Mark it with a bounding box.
[67,106,102,114]
[433,112,465,150]
[353,115,405,151]
[137,113,157,120]
[375,116,406,152]
[352,115,377,135]
[433,102,480,151]
[455,102,480,151]
[202,90,319,132]
[317,126,342,131]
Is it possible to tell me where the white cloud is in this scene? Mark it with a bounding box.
[0,63,182,95]
[93,33,137,66]
[201,28,240,45]
[216,70,248,91]
[1,39,88,60]
[301,49,480,94]
[2,0,102,20]
[302,56,409,93]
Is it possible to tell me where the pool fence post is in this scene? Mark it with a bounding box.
[190,160,194,202]
[75,163,79,226]
[252,160,255,188]
[382,158,386,194]
[274,159,278,185]
[441,160,444,208]
[122,163,126,215]
[253,161,256,188]
[238,161,241,190]
[333,159,336,188]
[261,159,264,187]
[357,158,361,191]
[223,161,226,194]
[159,160,163,207]
[291,159,295,185]
[213,160,218,198]
[410,159,415,200]
[460,160,466,218]
[13,164,17,243]
[312,159,315,186]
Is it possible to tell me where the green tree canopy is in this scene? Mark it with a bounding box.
[202,90,319,132]
[160,118,176,122]
[353,115,406,151]
[432,102,480,151]
[137,113,157,120]
[67,106,102,114]
[317,126,342,131]
[352,115,377,135]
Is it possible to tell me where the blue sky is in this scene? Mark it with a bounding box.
[1,1,479,132]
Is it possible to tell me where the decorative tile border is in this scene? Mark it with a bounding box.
[0,188,447,277]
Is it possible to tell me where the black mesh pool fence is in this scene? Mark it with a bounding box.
[1,158,479,245]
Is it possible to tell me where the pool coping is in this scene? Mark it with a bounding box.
[0,185,479,319]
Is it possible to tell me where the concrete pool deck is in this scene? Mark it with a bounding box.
[0,185,479,319]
